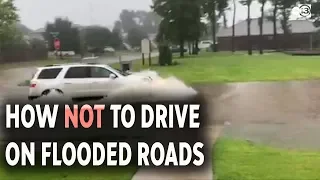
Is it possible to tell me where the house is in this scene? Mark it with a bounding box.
[216,19,320,51]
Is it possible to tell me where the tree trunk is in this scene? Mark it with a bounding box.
[195,39,199,55]
[192,42,195,54]
[232,0,236,53]
[188,42,192,55]
[211,2,217,52]
[247,4,252,55]
[259,4,265,55]
[273,2,278,51]
[179,39,184,57]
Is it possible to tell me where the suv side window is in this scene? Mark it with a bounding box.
[37,68,62,79]
[89,67,115,78]
[64,67,90,79]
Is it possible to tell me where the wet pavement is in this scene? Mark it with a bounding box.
[2,60,320,149]
[209,81,320,150]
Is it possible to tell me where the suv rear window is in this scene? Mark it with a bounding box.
[37,68,62,79]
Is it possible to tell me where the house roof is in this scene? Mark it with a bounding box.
[217,18,320,37]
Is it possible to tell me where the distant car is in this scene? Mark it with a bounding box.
[28,63,157,100]
[198,40,213,50]
[82,56,99,60]
[104,46,115,53]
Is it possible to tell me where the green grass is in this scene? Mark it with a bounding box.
[214,138,320,180]
[8,52,320,85]
[0,166,137,180]
[113,52,320,84]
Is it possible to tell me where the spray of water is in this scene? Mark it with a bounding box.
[36,70,197,102]
[106,70,197,102]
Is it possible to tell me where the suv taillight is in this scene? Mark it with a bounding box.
[30,83,36,88]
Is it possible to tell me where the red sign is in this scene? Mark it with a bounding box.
[54,38,60,50]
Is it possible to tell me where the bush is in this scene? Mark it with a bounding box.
[158,44,172,66]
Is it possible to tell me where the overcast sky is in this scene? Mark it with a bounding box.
[14,0,301,30]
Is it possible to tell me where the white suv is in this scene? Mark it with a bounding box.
[28,63,155,100]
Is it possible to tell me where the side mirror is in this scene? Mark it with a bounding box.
[109,73,116,79]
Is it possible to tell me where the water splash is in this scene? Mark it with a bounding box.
[106,70,197,102]
[35,70,197,103]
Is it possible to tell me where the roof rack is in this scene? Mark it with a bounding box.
[45,64,60,67]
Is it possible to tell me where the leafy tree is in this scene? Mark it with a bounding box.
[110,27,123,49]
[278,0,297,49]
[240,0,254,55]
[135,11,161,34]
[44,18,80,53]
[258,0,267,54]
[269,0,281,50]
[0,0,19,49]
[113,20,122,32]
[120,10,138,33]
[127,28,148,47]
[153,0,204,57]
[119,9,161,34]
[84,26,112,49]
[203,0,229,52]
[311,1,320,27]
[301,0,320,27]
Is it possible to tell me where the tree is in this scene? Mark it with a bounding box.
[269,0,280,50]
[84,26,112,50]
[135,11,161,34]
[153,0,203,57]
[203,0,229,52]
[183,0,205,55]
[301,0,320,27]
[113,20,122,32]
[127,28,148,47]
[240,0,253,55]
[259,0,267,54]
[311,1,320,27]
[44,18,80,53]
[119,10,139,33]
[232,0,236,52]
[118,9,161,38]
[278,0,297,49]
[110,27,123,50]
[0,0,19,49]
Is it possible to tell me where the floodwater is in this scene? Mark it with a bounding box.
[211,81,320,149]
[2,68,320,180]
[2,66,320,149]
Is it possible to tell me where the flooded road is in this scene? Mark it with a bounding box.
[1,62,320,149]
[211,81,320,149]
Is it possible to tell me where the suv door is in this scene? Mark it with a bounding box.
[88,66,117,96]
[62,66,91,97]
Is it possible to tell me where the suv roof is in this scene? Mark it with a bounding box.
[39,63,109,69]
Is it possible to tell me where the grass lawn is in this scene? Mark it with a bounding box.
[214,138,320,180]
[0,166,137,180]
[113,52,320,84]
[7,52,320,84]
